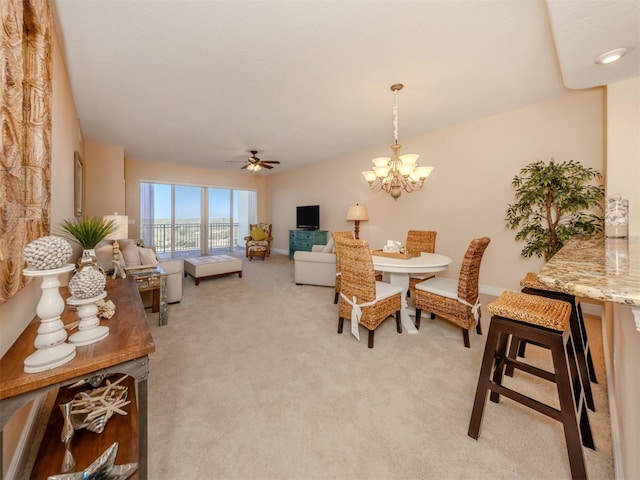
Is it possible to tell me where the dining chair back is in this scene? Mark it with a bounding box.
[414,237,491,348]
[334,237,402,348]
[406,230,437,297]
[331,230,354,304]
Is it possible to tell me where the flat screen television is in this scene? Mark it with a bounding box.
[296,205,320,230]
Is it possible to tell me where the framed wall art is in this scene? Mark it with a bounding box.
[74,151,83,217]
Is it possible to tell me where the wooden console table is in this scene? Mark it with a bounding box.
[0,277,155,479]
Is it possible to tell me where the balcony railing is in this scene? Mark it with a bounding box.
[141,222,239,255]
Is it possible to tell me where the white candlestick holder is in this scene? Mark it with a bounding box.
[22,264,77,373]
[67,291,109,346]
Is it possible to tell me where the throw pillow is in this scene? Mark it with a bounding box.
[94,240,115,272]
[321,237,334,253]
[120,239,142,267]
[138,246,159,265]
[250,227,267,241]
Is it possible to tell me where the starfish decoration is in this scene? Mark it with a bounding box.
[69,375,130,434]
[47,442,137,480]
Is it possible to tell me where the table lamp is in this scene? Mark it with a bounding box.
[346,204,368,239]
[103,212,129,278]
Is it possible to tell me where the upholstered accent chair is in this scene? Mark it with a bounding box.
[334,237,402,348]
[414,237,491,348]
[244,223,273,258]
[406,230,437,298]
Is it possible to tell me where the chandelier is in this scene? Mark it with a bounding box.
[362,84,433,200]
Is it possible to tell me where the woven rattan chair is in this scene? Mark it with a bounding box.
[244,223,272,258]
[414,237,491,348]
[334,237,402,348]
[406,230,437,298]
[332,231,354,304]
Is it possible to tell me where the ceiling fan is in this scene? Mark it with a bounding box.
[241,150,280,171]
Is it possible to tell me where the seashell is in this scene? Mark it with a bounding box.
[23,236,73,270]
[68,267,106,299]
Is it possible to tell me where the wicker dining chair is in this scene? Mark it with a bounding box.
[414,237,491,348]
[334,237,403,348]
[332,230,354,304]
[406,230,437,298]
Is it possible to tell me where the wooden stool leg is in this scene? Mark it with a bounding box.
[489,330,510,404]
[568,302,596,411]
[338,317,344,334]
[368,330,375,348]
[550,335,589,480]
[505,336,522,377]
[415,308,422,330]
[468,319,502,439]
[396,311,402,333]
[577,301,598,384]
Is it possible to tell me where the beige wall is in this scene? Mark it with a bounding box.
[84,142,125,218]
[1,26,81,477]
[606,77,640,236]
[124,157,267,238]
[267,89,605,293]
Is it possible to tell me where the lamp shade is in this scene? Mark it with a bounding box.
[346,204,369,221]
[103,213,129,240]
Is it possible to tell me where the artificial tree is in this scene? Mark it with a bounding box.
[505,158,604,260]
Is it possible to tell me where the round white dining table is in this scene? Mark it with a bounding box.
[372,252,452,334]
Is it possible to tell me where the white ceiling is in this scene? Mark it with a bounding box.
[52,0,640,174]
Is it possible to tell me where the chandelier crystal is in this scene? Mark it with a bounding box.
[362,84,433,199]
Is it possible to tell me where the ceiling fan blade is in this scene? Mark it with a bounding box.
[260,163,274,169]
[241,164,249,169]
[260,160,280,164]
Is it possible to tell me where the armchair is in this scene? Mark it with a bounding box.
[244,223,273,258]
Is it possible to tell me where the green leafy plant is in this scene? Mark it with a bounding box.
[505,158,604,260]
[59,217,116,249]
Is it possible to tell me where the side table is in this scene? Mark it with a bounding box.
[127,266,168,326]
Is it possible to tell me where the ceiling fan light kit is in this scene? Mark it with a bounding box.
[241,150,280,173]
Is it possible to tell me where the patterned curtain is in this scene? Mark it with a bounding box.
[0,0,52,303]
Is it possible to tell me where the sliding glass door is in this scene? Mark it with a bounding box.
[140,182,256,257]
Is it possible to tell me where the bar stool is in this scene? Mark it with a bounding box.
[507,272,597,411]
[468,291,594,480]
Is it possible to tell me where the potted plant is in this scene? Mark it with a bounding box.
[505,158,605,260]
[59,217,116,267]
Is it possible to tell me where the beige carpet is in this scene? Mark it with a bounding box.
[143,251,613,479]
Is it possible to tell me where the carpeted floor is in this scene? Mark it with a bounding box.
[144,251,614,479]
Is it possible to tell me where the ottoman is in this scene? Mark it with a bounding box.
[184,255,243,285]
[248,246,267,261]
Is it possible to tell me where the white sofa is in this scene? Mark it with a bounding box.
[294,245,336,287]
[95,239,184,303]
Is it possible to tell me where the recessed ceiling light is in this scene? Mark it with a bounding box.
[595,48,629,65]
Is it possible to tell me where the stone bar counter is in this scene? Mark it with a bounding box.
[537,235,639,479]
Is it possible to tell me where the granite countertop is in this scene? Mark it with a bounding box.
[537,235,640,307]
